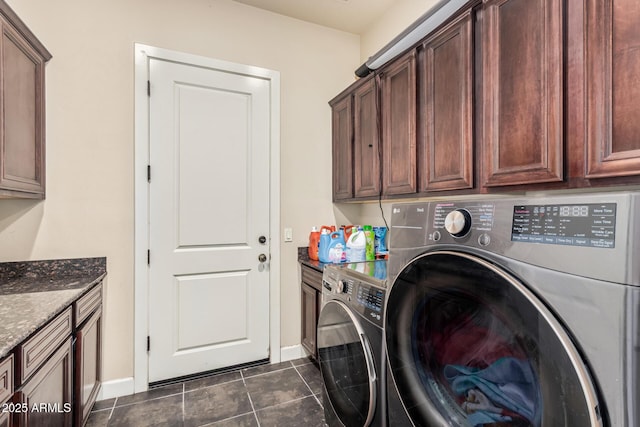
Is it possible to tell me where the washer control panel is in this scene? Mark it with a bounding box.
[355,283,384,326]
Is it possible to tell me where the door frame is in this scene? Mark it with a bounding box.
[133,44,281,393]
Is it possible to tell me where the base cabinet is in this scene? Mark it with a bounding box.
[300,265,323,360]
[14,338,73,427]
[3,281,102,427]
[74,309,101,427]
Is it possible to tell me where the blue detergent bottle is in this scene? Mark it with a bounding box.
[319,229,346,263]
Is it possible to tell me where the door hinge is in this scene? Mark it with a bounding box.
[147,249,150,265]
[147,336,150,352]
[147,80,151,97]
[147,165,151,183]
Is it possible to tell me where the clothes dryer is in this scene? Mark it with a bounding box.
[319,261,388,427]
[384,192,640,427]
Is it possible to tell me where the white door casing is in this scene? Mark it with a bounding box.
[134,45,281,390]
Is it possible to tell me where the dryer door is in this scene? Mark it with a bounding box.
[385,251,603,427]
[318,300,377,427]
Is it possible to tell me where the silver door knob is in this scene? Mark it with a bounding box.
[258,254,267,263]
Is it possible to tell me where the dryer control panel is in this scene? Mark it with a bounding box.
[511,202,617,249]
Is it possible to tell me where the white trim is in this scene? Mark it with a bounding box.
[97,377,135,401]
[134,43,281,393]
[280,345,307,362]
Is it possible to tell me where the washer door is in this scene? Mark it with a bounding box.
[318,300,377,427]
[385,251,603,427]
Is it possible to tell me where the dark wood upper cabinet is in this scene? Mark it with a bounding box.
[381,51,417,196]
[353,76,381,198]
[0,2,51,199]
[419,10,474,192]
[330,94,353,201]
[481,0,563,187]
[584,0,640,178]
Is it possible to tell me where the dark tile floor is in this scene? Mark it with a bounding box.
[87,357,327,427]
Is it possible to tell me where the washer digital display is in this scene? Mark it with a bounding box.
[511,203,616,248]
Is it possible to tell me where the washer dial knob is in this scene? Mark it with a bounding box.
[444,209,472,237]
[336,280,345,294]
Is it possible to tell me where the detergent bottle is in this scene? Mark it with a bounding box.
[363,225,375,261]
[318,228,331,263]
[308,227,320,261]
[319,228,346,263]
[327,229,346,263]
[346,227,366,262]
[373,226,388,255]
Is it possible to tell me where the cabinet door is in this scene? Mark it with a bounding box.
[353,77,381,198]
[585,0,640,177]
[75,309,102,427]
[16,338,72,427]
[330,95,354,201]
[301,282,318,359]
[381,51,417,196]
[482,0,563,187]
[420,11,474,192]
[0,17,46,197]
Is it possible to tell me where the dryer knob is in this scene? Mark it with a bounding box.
[444,209,472,237]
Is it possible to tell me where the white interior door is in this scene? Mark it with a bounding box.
[148,57,271,383]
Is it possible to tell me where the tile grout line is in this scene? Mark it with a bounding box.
[292,363,316,397]
[182,383,186,424]
[183,377,244,395]
[198,410,258,427]
[292,363,323,407]
[107,397,117,421]
[242,365,295,380]
[240,370,261,427]
[111,391,185,409]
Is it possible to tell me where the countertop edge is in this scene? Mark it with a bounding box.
[0,271,107,360]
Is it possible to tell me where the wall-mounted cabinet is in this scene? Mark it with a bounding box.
[419,10,474,192]
[0,1,51,199]
[380,51,417,196]
[330,0,640,202]
[481,0,563,187]
[330,93,353,201]
[583,0,640,179]
[353,76,380,198]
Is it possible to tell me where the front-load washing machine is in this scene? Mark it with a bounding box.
[384,192,640,426]
[319,261,388,427]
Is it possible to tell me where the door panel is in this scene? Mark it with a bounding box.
[381,51,417,196]
[148,58,270,382]
[353,76,380,198]
[585,0,640,177]
[482,0,563,186]
[330,95,353,201]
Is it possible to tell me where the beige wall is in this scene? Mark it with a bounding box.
[336,0,439,227]
[0,0,359,383]
[360,0,439,63]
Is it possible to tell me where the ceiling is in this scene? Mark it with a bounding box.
[232,0,396,34]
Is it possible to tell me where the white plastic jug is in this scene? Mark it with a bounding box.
[346,227,366,262]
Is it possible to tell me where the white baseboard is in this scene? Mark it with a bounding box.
[97,377,135,401]
[280,344,306,362]
[98,346,306,401]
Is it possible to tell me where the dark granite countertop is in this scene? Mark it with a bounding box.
[297,247,329,273]
[0,257,106,359]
